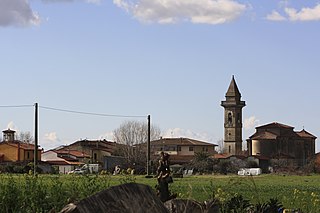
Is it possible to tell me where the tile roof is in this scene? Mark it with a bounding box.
[256,122,294,130]
[45,160,84,165]
[212,153,231,159]
[2,129,16,133]
[296,129,317,139]
[249,131,278,140]
[56,150,91,158]
[151,137,217,146]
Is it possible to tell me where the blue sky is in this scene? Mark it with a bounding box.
[0,0,320,152]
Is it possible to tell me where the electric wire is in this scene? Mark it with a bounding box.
[39,105,146,118]
[0,105,33,108]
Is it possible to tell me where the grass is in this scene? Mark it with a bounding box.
[0,174,319,212]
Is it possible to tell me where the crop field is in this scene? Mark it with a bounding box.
[0,174,319,212]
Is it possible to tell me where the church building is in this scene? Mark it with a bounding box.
[247,122,316,166]
[220,76,317,167]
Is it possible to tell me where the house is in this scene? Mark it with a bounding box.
[41,150,86,174]
[247,122,317,167]
[54,149,91,163]
[150,137,217,164]
[0,129,41,163]
[58,139,116,166]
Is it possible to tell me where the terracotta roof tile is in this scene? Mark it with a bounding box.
[296,129,317,139]
[212,153,231,159]
[151,138,217,146]
[256,122,294,130]
[46,160,84,165]
[250,131,278,140]
[56,150,90,158]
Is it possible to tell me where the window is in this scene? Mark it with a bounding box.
[27,151,30,159]
[202,147,208,152]
[189,146,194,152]
[94,153,97,161]
[229,146,231,153]
[228,112,232,124]
[177,146,181,152]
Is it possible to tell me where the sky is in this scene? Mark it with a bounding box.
[0,0,320,152]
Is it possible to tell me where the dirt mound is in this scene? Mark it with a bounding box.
[59,183,169,213]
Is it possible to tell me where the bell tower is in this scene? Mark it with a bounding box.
[221,76,245,155]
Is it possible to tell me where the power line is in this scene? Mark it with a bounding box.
[39,105,146,118]
[0,105,33,108]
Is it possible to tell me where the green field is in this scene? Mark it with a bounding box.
[0,174,319,212]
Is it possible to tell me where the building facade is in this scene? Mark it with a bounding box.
[41,150,85,174]
[221,76,246,155]
[247,122,316,166]
[150,137,217,164]
[58,139,116,165]
[0,129,41,163]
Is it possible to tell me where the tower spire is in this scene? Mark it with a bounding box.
[226,75,241,99]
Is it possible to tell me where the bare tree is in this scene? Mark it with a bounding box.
[216,138,224,153]
[17,131,34,144]
[113,120,161,166]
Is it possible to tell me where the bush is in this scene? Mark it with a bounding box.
[188,152,215,174]
[213,159,246,175]
[246,160,259,168]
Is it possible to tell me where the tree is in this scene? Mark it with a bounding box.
[16,131,34,144]
[113,120,161,166]
[188,151,215,174]
[216,139,224,153]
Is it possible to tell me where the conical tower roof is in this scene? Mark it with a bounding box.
[226,75,241,97]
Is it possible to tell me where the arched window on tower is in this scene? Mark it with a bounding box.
[228,112,232,125]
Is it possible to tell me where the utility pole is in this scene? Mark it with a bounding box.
[146,115,151,177]
[34,103,38,176]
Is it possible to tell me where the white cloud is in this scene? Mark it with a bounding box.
[41,132,63,150]
[267,4,320,22]
[113,0,247,24]
[44,132,59,142]
[266,10,286,21]
[244,116,259,130]
[0,0,40,27]
[6,121,19,131]
[113,0,130,12]
[99,131,115,141]
[285,4,320,21]
[41,0,101,4]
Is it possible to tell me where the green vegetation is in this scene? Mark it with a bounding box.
[0,174,319,212]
